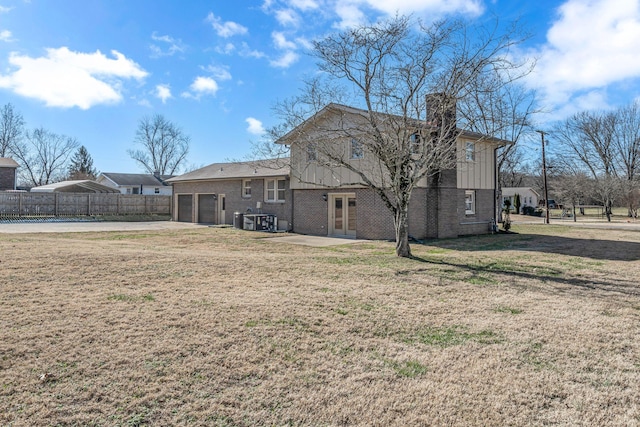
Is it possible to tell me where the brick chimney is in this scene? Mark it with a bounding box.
[426,93,456,130]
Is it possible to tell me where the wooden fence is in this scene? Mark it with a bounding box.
[0,192,171,217]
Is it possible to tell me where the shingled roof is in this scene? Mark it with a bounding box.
[99,173,172,186]
[30,180,120,193]
[166,159,289,183]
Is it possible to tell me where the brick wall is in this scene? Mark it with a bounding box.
[354,189,395,240]
[0,167,16,191]
[293,187,435,241]
[171,178,293,226]
[457,188,495,235]
[291,189,329,236]
[170,176,497,239]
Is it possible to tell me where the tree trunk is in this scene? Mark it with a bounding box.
[394,206,412,257]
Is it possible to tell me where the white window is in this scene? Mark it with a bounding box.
[351,138,364,159]
[265,178,286,202]
[466,142,475,161]
[242,179,251,198]
[410,133,421,154]
[307,143,317,162]
[465,190,476,215]
[126,188,132,194]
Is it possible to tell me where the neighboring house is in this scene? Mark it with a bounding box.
[30,180,120,193]
[97,172,173,196]
[502,187,539,212]
[166,159,291,229]
[0,157,19,191]
[168,103,510,240]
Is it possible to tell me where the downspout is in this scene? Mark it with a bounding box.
[290,187,294,232]
[494,146,500,226]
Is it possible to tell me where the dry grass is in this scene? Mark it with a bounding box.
[1,224,639,426]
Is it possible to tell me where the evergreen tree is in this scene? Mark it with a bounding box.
[68,146,98,180]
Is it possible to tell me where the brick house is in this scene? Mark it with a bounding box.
[168,103,509,240]
[166,159,292,230]
[0,157,19,191]
[96,172,174,196]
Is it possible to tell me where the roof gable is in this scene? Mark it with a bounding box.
[0,157,19,168]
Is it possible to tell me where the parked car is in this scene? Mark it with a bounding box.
[540,199,558,209]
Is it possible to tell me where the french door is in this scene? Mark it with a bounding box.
[329,194,356,237]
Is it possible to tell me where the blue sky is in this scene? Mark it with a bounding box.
[1,0,640,173]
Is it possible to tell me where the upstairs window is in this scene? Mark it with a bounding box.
[154,188,160,194]
[410,133,422,154]
[466,141,475,161]
[351,138,364,159]
[307,143,317,162]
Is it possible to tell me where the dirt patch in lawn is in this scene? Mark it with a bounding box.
[1,225,639,426]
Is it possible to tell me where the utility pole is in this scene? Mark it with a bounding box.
[536,130,550,224]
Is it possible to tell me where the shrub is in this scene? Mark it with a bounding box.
[522,206,543,216]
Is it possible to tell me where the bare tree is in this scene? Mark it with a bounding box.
[128,114,190,175]
[553,102,640,221]
[612,101,640,216]
[458,74,540,178]
[552,161,590,221]
[0,103,25,157]
[261,16,531,257]
[553,110,620,220]
[497,145,528,187]
[11,127,79,187]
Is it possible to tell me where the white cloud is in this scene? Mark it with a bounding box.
[0,47,148,109]
[239,42,266,59]
[276,9,300,26]
[182,76,219,99]
[0,30,12,42]
[331,0,484,28]
[334,2,367,29]
[262,0,274,10]
[527,0,640,112]
[246,117,266,135]
[290,0,319,10]
[155,84,172,103]
[272,31,297,50]
[0,6,12,13]
[216,42,236,55]
[150,32,185,57]
[362,0,484,16]
[270,50,299,68]
[206,65,232,81]
[295,36,313,50]
[269,32,299,67]
[207,12,248,38]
